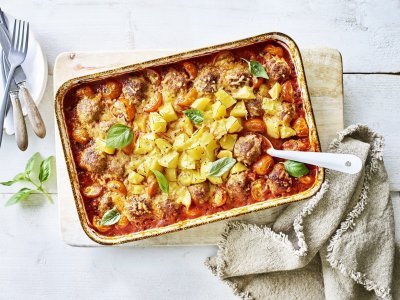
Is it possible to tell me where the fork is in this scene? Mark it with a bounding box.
[0,20,29,147]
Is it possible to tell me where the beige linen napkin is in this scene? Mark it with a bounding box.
[206,125,399,300]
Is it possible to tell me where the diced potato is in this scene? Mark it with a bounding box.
[175,186,191,209]
[127,171,144,184]
[134,133,155,155]
[204,140,218,161]
[191,170,207,184]
[162,90,175,103]
[262,98,282,115]
[215,89,236,108]
[130,185,146,195]
[178,152,196,170]
[158,151,179,168]
[186,145,204,160]
[165,168,177,182]
[178,170,193,186]
[159,102,178,122]
[220,134,238,151]
[155,138,172,154]
[217,150,233,158]
[265,116,280,139]
[208,176,223,184]
[209,119,227,139]
[230,162,248,174]
[133,114,148,131]
[181,117,193,136]
[230,101,248,118]
[198,131,214,147]
[173,133,189,151]
[258,83,269,96]
[225,116,243,133]
[232,86,256,100]
[191,97,211,111]
[138,155,163,176]
[96,140,115,155]
[269,82,282,100]
[127,157,144,171]
[149,112,167,133]
[211,101,227,119]
[280,126,297,139]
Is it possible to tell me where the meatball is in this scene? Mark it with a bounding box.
[233,134,263,165]
[122,76,148,103]
[123,195,150,221]
[162,68,188,94]
[79,145,107,173]
[267,164,292,196]
[98,192,114,215]
[107,152,130,178]
[226,172,249,200]
[76,97,103,124]
[264,54,291,82]
[245,98,263,117]
[221,62,251,88]
[188,182,210,204]
[194,66,219,94]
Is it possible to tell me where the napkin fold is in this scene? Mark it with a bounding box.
[206,125,398,300]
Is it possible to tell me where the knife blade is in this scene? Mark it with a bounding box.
[1,50,28,150]
[1,50,14,134]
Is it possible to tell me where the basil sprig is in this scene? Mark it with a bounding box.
[284,160,309,178]
[0,152,54,206]
[242,58,269,80]
[100,207,121,226]
[208,157,236,177]
[106,124,133,149]
[151,170,169,194]
[184,109,204,125]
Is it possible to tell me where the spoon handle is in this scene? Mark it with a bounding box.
[267,149,362,174]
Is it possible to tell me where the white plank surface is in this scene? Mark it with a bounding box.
[0,0,399,299]
[0,0,399,73]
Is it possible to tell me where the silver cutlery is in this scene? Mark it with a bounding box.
[0,9,46,139]
[1,51,27,150]
[0,20,29,147]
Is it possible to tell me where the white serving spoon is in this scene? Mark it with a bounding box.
[261,136,362,174]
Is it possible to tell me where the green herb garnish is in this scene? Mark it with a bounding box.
[100,207,121,226]
[284,160,309,178]
[208,157,236,177]
[0,152,54,206]
[151,170,169,194]
[184,109,204,125]
[106,124,133,149]
[242,58,269,80]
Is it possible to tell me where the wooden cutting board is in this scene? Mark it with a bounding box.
[54,48,343,247]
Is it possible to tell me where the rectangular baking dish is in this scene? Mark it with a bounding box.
[55,32,324,245]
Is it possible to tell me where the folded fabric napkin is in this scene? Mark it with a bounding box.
[206,125,399,300]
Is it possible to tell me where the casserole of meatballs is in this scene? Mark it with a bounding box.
[58,35,321,240]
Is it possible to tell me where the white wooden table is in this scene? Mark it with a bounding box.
[0,1,399,299]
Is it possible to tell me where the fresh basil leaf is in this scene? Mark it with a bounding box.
[100,207,121,226]
[5,188,33,206]
[106,124,133,149]
[209,157,236,177]
[242,59,269,80]
[284,160,309,178]
[184,109,204,125]
[39,156,54,183]
[0,173,27,186]
[25,152,41,176]
[151,170,169,194]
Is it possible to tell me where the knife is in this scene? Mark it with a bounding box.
[1,52,28,150]
[0,10,46,138]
